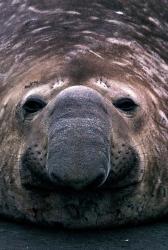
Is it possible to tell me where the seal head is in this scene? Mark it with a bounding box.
[0,0,167,228]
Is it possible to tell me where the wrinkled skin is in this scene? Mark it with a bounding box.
[0,0,168,228]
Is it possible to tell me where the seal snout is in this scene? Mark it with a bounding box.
[46,86,112,190]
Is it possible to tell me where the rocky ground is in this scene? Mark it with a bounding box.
[0,220,168,250]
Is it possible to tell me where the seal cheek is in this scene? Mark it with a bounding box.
[104,142,143,189]
[20,143,49,189]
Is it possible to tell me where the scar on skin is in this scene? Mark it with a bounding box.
[25,81,41,89]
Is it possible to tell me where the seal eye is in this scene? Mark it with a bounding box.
[23,96,46,113]
[113,98,138,112]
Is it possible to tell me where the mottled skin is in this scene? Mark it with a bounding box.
[0,0,167,228]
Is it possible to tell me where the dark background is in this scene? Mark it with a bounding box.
[0,220,168,250]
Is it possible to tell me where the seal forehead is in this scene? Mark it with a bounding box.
[0,0,167,102]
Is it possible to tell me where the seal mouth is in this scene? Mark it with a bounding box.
[22,167,142,194]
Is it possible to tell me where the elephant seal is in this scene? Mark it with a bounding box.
[0,0,167,228]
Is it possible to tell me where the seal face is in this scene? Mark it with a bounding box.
[0,0,167,228]
[20,85,141,191]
